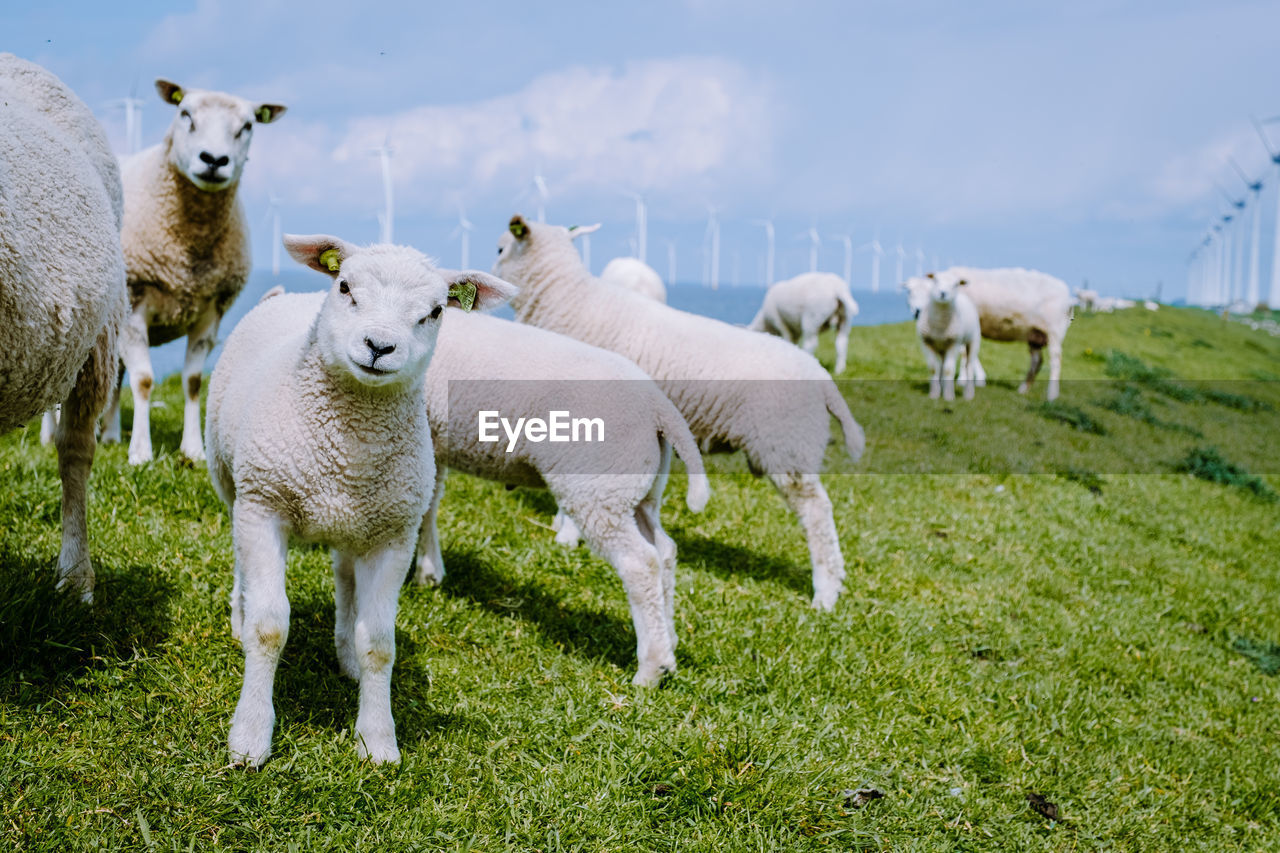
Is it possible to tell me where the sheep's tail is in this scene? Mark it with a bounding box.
[823,379,865,463]
[654,392,710,513]
[835,290,859,328]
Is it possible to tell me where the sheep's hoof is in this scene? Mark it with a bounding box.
[228,728,272,770]
[355,731,400,764]
[127,448,153,465]
[632,661,676,687]
[55,571,94,605]
[413,562,445,587]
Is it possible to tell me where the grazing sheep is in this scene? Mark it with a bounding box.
[0,54,128,601]
[601,257,667,303]
[1075,288,1099,312]
[99,78,286,465]
[749,272,859,373]
[916,276,981,401]
[204,233,511,767]
[494,216,865,611]
[930,267,1072,401]
[417,310,709,685]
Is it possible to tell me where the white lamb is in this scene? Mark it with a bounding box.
[901,275,983,388]
[204,233,512,767]
[749,272,859,373]
[99,78,286,464]
[494,217,866,611]
[0,54,128,601]
[416,310,709,685]
[1075,288,1099,312]
[930,267,1072,401]
[600,257,667,303]
[916,276,981,401]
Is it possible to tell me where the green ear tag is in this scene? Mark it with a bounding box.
[319,248,341,272]
[255,106,271,123]
[449,281,477,312]
[509,220,526,238]
[170,89,183,104]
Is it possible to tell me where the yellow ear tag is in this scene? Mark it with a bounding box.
[255,106,271,123]
[319,249,341,272]
[170,89,183,104]
[509,220,526,238]
[449,281,477,312]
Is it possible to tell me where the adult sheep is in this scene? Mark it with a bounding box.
[100,78,286,464]
[920,267,1072,401]
[205,233,512,767]
[749,272,858,373]
[494,216,866,611]
[0,54,128,601]
[600,257,667,302]
[417,310,709,685]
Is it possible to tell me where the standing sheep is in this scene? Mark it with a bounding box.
[417,310,709,685]
[494,216,866,611]
[749,272,859,373]
[0,54,128,601]
[918,267,1072,400]
[916,275,981,401]
[99,79,286,464]
[205,233,512,767]
[600,257,667,303]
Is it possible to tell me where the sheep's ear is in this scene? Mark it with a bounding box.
[567,223,601,241]
[925,272,935,279]
[254,103,287,124]
[441,270,519,312]
[283,234,355,276]
[956,278,968,287]
[509,215,530,240]
[156,79,185,106]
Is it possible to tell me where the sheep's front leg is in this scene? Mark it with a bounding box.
[922,344,943,399]
[1046,337,1063,401]
[121,304,155,464]
[962,341,978,400]
[941,347,959,401]
[351,539,413,764]
[39,406,58,446]
[180,304,220,462]
[414,466,448,585]
[833,321,852,374]
[227,508,289,768]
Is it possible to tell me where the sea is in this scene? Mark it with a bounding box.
[146,271,913,380]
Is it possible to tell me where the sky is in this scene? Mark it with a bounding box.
[6,0,1280,300]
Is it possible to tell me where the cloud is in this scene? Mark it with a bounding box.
[242,57,775,218]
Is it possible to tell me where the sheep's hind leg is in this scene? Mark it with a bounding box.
[333,550,360,680]
[413,466,448,586]
[771,472,844,611]
[1018,344,1044,395]
[590,519,675,687]
[180,305,220,462]
[99,363,125,444]
[121,304,154,464]
[351,538,413,764]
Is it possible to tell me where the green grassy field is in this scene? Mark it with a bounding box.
[2,306,1278,851]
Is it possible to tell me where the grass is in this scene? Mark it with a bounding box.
[2,305,1279,850]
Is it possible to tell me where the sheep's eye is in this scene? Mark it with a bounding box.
[430,305,443,320]
[338,281,349,294]
[180,110,194,129]
[496,246,503,256]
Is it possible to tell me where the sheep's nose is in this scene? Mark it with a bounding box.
[199,151,230,168]
[366,338,396,360]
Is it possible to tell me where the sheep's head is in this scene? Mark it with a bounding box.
[493,215,598,295]
[155,79,286,192]
[928,273,966,306]
[901,275,932,318]
[284,234,517,391]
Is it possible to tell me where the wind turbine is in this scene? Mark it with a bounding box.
[894,241,906,287]
[1215,180,1246,304]
[370,133,394,244]
[830,232,853,284]
[1253,116,1280,308]
[751,219,775,285]
[798,223,822,273]
[703,206,720,290]
[857,232,884,292]
[915,245,925,277]
[1229,157,1264,309]
[450,205,474,270]
[265,192,282,276]
[106,93,145,155]
[627,192,648,264]
[666,239,677,287]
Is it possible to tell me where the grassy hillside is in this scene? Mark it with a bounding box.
[2,306,1278,851]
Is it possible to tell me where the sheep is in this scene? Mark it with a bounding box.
[600,257,667,302]
[416,310,709,685]
[930,267,1072,401]
[494,216,866,611]
[749,272,859,373]
[97,78,286,465]
[0,54,128,601]
[204,233,513,767]
[901,275,983,388]
[916,275,981,401]
[1075,288,1099,312]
